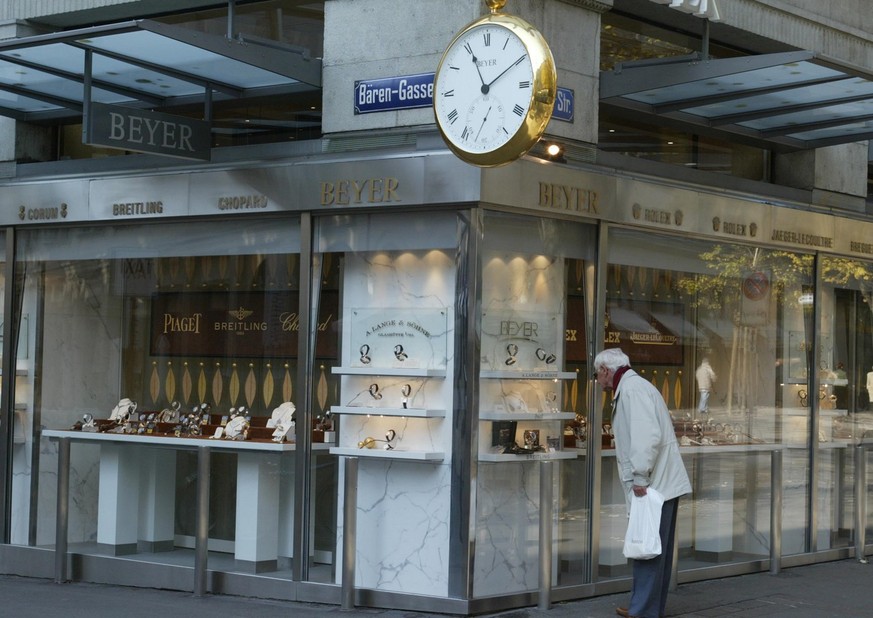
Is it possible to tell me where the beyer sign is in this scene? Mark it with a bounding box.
[87,102,212,161]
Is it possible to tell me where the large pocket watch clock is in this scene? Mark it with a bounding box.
[433,0,557,167]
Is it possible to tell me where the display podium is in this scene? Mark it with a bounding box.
[44,430,330,587]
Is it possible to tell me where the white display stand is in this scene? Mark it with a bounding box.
[96,444,151,555]
[137,447,176,553]
[44,430,329,571]
[235,452,280,571]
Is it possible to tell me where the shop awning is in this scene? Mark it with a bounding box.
[600,50,873,152]
[0,19,321,123]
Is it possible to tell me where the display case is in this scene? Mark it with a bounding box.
[477,307,579,462]
[329,308,450,461]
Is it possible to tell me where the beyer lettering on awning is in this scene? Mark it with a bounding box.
[86,102,212,161]
[649,0,721,21]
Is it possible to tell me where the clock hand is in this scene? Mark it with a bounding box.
[465,42,488,91]
[475,105,493,141]
[486,54,527,88]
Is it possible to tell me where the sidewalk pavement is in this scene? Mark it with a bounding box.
[0,558,869,617]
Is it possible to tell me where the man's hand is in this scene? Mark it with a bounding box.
[632,484,648,497]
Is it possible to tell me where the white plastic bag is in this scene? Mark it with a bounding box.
[622,487,665,560]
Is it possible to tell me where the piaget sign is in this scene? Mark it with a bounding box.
[151,291,337,358]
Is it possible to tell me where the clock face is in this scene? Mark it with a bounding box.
[434,21,537,162]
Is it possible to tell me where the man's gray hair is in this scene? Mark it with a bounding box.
[593,348,630,372]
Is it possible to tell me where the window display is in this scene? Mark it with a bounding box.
[10,218,308,573]
[474,213,596,597]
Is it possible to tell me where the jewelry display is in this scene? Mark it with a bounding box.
[224,412,249,440]
[798,389,808,406]
[267,401,297,443]
[535,347,556,364]
[369,383,383,400]
[393,344,408,361]
[158,401,181,423]
[601,423,614,448]
[384,429,396,450]
[505,343,519,366]
[109,398,137,423]
[401,383,412,409]
[523,429,540,449]
[357,429,397,450]
[359,344,372,364]
[71,413,99,432]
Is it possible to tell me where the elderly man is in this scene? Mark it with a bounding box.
[593,348,692,618]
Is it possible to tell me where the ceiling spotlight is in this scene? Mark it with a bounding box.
[546,143,562,157]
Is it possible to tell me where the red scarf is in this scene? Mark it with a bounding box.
[612,365,631,391]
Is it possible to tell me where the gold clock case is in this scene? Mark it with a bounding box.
[434,12,557,168]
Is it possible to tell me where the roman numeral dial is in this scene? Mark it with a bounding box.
[433,13,556,167]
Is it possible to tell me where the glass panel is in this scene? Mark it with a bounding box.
[1,44,205,99]
[599,228,813,578]
[819,256,873,549]
[0,58,131,106]
[0,89,61,113]
[312,211,459,591]
[10,219,301,582]
[82,32,297,90]
[473,212,597,596]
[622,62,844,107]
[686,77,873,120]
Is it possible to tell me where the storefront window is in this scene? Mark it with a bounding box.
[474,212,597,596]
[599,228,813,577]
[10,219,303,577]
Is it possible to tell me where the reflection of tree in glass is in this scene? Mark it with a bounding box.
[676,246,821,310]
[679,247,873,310]
[677,247,873,415]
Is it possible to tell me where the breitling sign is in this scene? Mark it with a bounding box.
[150,291,336,358]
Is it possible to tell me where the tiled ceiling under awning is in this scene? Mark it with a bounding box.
[0,19,321,123]
[600,50,873,152]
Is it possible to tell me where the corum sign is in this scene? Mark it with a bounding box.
[87,102,212,161]
[649,0,721,21]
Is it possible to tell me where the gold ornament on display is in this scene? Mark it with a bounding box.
[433,0,557,167]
